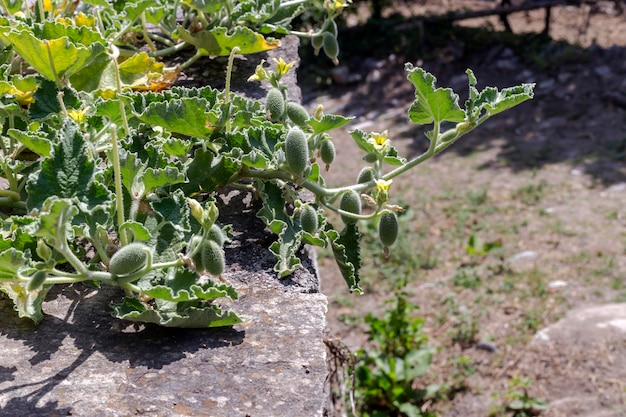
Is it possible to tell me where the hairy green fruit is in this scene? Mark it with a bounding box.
[363,152,378,163]
[27,270,47,291]
[265,87,285,122]
[284,126,309,176]
[286,102,310,127]
[357,167,376,184]
[311,33,324,50]
[319,139,335,167]
[378,211,399,248]
[201,240,225,277]
[300,204,318,234]
[323,33,339,64]
[109,243,149,276]
[207,224,225,246]
[324,19,338,36]
[340,190,361,224]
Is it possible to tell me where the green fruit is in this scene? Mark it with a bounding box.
[319,139,335,166]
[378,211,399,248]
[340,190,361,224]
[311,33,324,50]
[284,126,309,176]
[201,240,225,277]
[300,204,318,234]
[357,167,376,184]
[363,153,378,163]
[109,243,150,276]
[265,87,285,122]
[324,19,338,36]
[207,224,225,246]
[323,33,339,64]
[286,102,310,126]
[27,270,47,291]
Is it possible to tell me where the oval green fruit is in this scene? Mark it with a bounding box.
[322,33,339,64]
[319,139,335,166]
[286,102,310,127]
[207,224,225,246]
[201,240,225,277]
[300,204,318,234]
[109,243,149,276]
[378,211,399,247]
[27,270,47,291]
[284,126,309,176]
[340,190,361,224]
[357,167,376,184]
[265,87,285,122]
[311,33,324,50]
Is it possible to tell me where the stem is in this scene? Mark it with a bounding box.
[224,46,240,133]
[44,40,62,87]
[140,12,157,52]
[178,49,203,70]
[110,47,130,137]
[56,91,68,118]
[37,0,45,21]
[0,196,25,210]
[0,188,20,201]
[109,127,128,246]
[148,41,190,58]
[0,0,12,17]
[54,209,89,275]
[148,33,174,47]
[319,199,379,221]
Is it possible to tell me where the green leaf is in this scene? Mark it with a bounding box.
[134,97,222,139]
[26,120,112,211]
[405,63,465,126]
[111,297,242,328]
[33,198,77,242]
[185,149,240,193]
[326,222,361,293]
[0,281,51,324]
[307,114,354,135]
[256,181,303,278]
[0,247,28,281]
[175,25,280,57]
[8,128,52,157]
[349,129,406,166]
[141,269,237,302]
[0,18,107,82]
[150,189,191,234]
[119,221,152,242]
[29,78,81,120]
[142,166,185,192]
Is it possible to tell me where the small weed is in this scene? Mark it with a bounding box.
[452,266,482,289]
[351,290,441,417]
[489,375,549,417]
[513,180,547,206]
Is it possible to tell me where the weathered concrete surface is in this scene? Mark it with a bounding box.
[528,304,626,417]
[0,37,329,417]
[0,202,327,417]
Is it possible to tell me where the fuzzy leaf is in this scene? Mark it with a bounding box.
[406,63,465,126]
[0,281,51,324]
[307,114,354,135]
[8,128,53,157]
[26,120,112,211]
[175,25,280,56]
[141,269,238,302]
[256,181,303,278]
[0,18,106,82]
[326,222,361,293]
[29,79,81,120]
[134,97,222,139]
[111,297,242,328]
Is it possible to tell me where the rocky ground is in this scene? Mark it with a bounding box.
[298,2,626,416]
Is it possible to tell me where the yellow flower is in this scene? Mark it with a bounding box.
[368,130,389,152]
[74,12,97,28]
[375,179,392,193]
[8,87,36,107]
[247,60,268,82]
[273,57,296,76]
[68,108,87,124]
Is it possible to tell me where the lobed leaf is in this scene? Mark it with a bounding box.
[175,25,280,57]
[405,63,465,126]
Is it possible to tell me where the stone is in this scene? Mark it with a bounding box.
[506,250,538,273]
